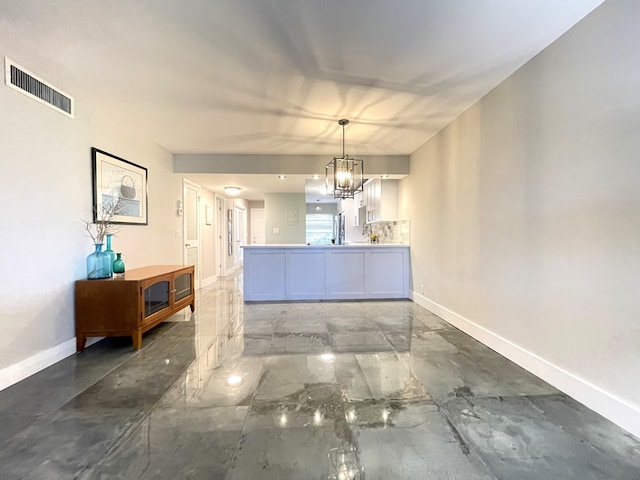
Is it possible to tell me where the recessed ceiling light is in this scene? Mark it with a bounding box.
[381,175,390,179]
[278,175,286,180]
[227,375,242,385]
[312,174,320,180]
[224,186,242,195]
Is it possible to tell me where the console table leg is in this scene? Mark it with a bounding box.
[76,333,86,352]
[132,331,142,350]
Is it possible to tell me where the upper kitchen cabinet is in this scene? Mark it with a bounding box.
[354,190,364,209]
[353,191,366,226]
[364,179,398,223]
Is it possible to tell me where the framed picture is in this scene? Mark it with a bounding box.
[92,147,148,225]
[227,211,233,255]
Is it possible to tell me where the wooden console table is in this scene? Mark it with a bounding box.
[75,265,195,351]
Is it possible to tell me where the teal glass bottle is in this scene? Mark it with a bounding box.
[113,253,126,277]
[86,244,110,279]
[104,234,115,277]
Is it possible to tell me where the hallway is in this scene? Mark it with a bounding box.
[0,273,639,479]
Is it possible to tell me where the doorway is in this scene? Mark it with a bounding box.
[250,208,265,244]
[234,206,245,265]
[183,180,201,290]
[216,195,225,277]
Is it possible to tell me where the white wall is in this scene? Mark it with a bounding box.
[0,38,183,388]
[305,203,337,215]
[264,193,306,244]
[399,0,640,436]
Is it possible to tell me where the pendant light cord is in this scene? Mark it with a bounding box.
[338,118,349,158]
[342,122,345,158]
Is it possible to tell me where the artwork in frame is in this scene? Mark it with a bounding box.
[92,147,148,225]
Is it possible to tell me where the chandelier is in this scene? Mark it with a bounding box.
[325,119,364,199]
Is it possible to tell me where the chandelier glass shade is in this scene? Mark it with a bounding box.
[224,186,242,195]
[325,119,364,199]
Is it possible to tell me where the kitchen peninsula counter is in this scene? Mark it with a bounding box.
[242,244,409,301]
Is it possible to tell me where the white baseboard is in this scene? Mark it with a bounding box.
[0,336,103,392]
[224,265,240,276]
[200,275,218,289]
[0,339,75,391]
[411,290,640,439]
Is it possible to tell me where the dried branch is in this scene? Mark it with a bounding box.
[82,197,123,245]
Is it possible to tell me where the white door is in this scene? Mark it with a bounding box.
[183,181,201,290]
[251,208,265,244]
[234,207,245,265]
[216,196,225,277]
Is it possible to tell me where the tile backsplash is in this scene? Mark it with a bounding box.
[363,219,410,244]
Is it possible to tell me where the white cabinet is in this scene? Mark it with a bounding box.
[354,191,364,208]
[243,245,410,300]
[353,191,366,226]
[364,181,374,223]
[355,205,366,226]
[364,179,397,223]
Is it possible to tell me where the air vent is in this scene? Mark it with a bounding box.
[4,57,74,118]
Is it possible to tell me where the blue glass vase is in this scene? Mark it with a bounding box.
[113,253,126,277]
[104,234,115,277]
[86,244,110,280]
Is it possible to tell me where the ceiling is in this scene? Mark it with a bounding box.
[1,0,604,197]
[183,173,407,203]
[185,173,318,202]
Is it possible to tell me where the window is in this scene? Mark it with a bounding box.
[306,214,334,245]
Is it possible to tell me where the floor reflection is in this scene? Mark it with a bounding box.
[0,271,639,479]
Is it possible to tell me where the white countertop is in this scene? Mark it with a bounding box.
[242,243,409,249]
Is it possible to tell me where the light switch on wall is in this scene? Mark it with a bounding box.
[273,227,280,235]
[175,228,181,238]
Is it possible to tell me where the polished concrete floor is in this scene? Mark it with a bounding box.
[1,273,639,479]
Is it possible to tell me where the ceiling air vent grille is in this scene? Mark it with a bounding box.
[4,57,74,118]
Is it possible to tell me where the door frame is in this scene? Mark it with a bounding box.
[250,207,265,244]
[183,179,202,290]
[234,205,246,265]
[215,194,225,278]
